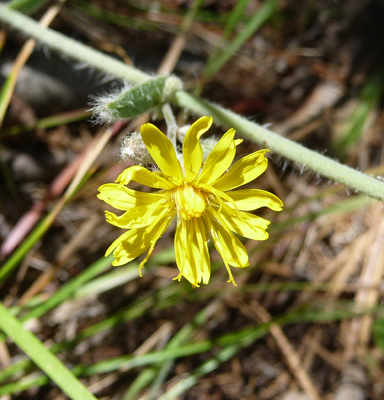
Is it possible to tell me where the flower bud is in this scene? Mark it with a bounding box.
[92,76,183,123]
[120,132,154,166]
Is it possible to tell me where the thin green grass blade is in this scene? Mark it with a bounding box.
[271,195,373,232]
[123,369,158,400]
[333,73,384,158]
[373,318,384,355]
[157,344,241,400]
[157,302,379,399]
[0,302,97,400]
[0,215,51,282]
[144,300,220,399]
[0,255,113,343]
[223,0,252,39]
[0,374,49,396]
[0,141,100,282]
[0,70,15,125]
[0,302,376,395]
[24,255,114,320]
[1,108,91,137]
[205,0,280,77]
[0,284,183,386]
[74,261,137,298]
[9,0,50,13]
[0,358,31,382]
[75,1,157,31]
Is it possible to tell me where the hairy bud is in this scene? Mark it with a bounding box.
[120,132,154,166]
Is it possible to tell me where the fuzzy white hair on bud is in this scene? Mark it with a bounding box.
[91,76,183,124]
[120,132,154,166]
[90,82,132,124]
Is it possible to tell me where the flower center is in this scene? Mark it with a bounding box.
[174,184,206,220]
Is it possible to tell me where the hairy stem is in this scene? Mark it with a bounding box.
[0,4,149,83]
[162,103,178,149]
[1,4,384,201]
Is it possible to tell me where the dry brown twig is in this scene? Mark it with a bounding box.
[227,295,322,400]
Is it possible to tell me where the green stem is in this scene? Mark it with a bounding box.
[162,103,178,149]
[1,4,384,201]
[174,92,384,201]
[0,4,149,83]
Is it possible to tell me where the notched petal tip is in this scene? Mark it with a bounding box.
[115,168,131,185]
[140,123,164,138]
[196,115,213,127]
[276,198,284,211]
[183,116,214,182]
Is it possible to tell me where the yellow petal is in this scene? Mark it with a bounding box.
[98,183,165,210]
[204,214,249,269]
[198,128,236,185]
[226,189,284,211]
[116,165,175,189]
[105,200,172,229]
[219,204,270,241]
[174,218,210,287]
[109,210,173,266]
[138,214,174,275]
[106,230,133,257]
[175,220,198,286]
[212,150,269,192]
[193,217,211,285]
[140,123,183,184]
[183,116,213,182]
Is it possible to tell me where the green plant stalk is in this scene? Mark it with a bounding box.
[0,303,97,400]
[0,4,149,83]
[1,4,384,201]
[162,103,178,148]
[174,93,384,201]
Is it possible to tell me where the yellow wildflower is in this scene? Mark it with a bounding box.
[98,116,283,287]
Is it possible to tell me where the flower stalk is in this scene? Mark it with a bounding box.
[1,4,384,201]
[162,103,178,150]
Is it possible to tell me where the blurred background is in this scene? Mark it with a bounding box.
[1,0,384,399]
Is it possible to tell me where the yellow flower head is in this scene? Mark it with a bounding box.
[98,116,283,287]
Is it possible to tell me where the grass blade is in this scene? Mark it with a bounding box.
[205,0,280,77]
[0,302,97,400]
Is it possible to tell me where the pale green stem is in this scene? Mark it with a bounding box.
[174,92,384,201]
[162,103,178,149]
[0,4,149,83]
[1,4,384,201]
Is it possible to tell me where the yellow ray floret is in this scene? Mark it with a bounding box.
[98,116,283,287]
